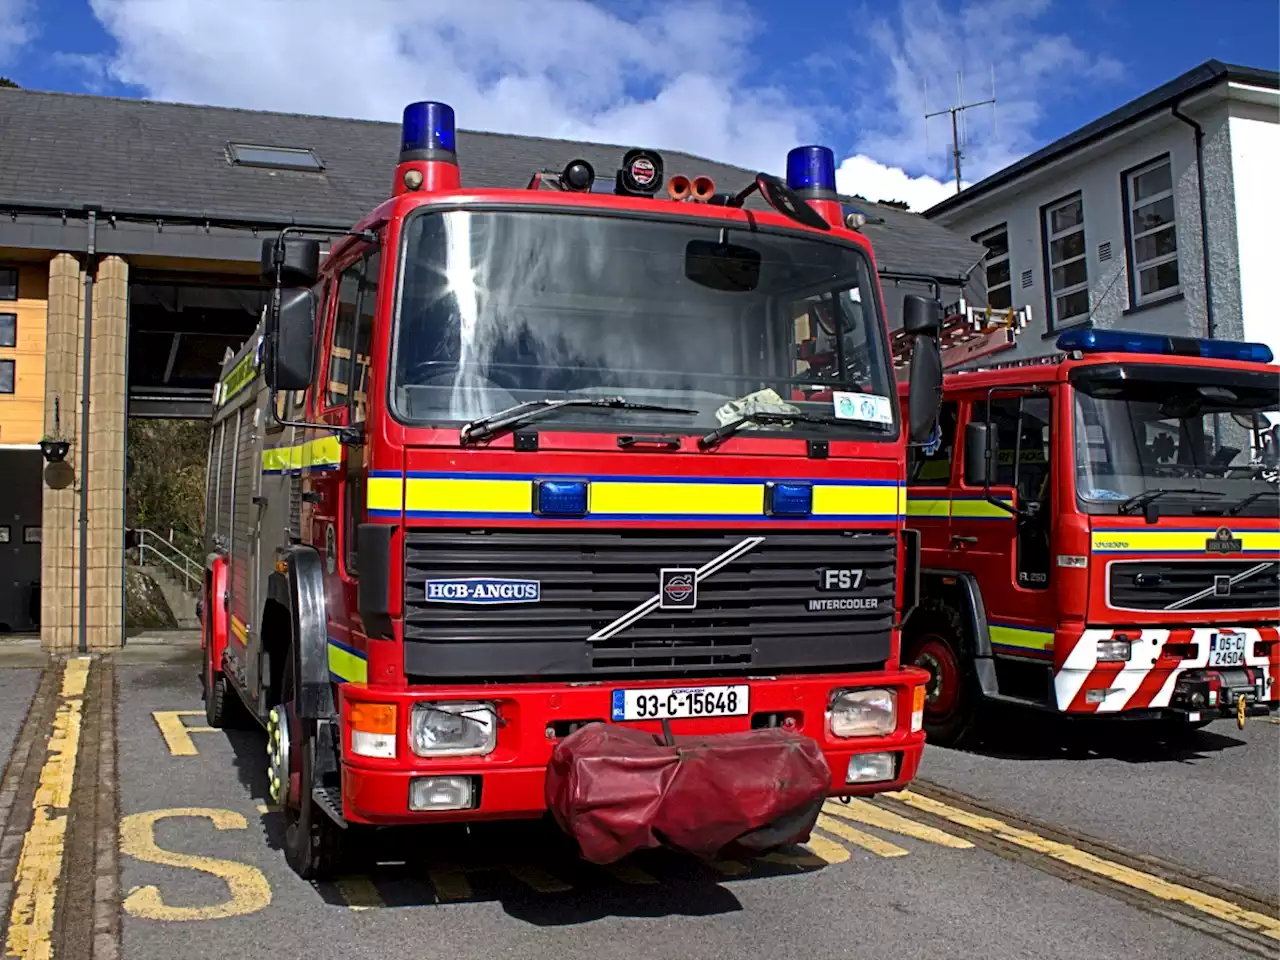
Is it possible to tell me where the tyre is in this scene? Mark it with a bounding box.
[278,646,346,881]
[203,638,251,729]
[283,721,346,880]
[904,600,979,747]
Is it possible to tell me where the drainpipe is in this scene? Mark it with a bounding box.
[78,209,98,655]
[1171,101,1215,339]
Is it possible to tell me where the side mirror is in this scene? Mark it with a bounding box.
[902,294,942,336]
[1264,423,1280,467]
[260,237,321,287]
[964,421,997,488]
[907,333,942,443]
[265,289,316,392]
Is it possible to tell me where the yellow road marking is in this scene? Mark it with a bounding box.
[824,799,974,850]
[814,813,908,858]
[758,847,830,868]
[335,875,385,911]
[507,865,572,894]
[601,861,659,884]
[802,833,852,864]
[152,710,216,756]
[6,657,90,960]
[708,859,750,876]
[1262,716,1280,725]
[254,803,272,815]
[426,866,473,901]
[889,790,1280,941]
[119,808,272,920]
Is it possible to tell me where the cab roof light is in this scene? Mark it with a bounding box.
[786,145,837,197]
[1056,327,1274,364]
[401,101,456,158]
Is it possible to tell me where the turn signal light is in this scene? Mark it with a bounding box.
[911,686,925,733]
[349,702,397,759]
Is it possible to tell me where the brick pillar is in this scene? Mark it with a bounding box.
[86,256,129,650]
[41,253,85,651]
[39,254,130,651]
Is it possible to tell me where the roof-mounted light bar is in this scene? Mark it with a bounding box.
[1056,327,1274,364]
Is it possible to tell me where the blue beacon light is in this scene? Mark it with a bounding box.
[786,145,837,197]
[1056,327,1274,364]
[400,101,457,158]
[765,481,813,518]
[534,479,589,518]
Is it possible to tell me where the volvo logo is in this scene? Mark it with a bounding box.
[659,569,697,609]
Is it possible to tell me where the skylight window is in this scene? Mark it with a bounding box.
[228,143,324,171]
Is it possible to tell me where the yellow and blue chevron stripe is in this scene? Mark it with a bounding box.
[989,622,1055,660]
[1091,528,1280,555]
[905,494,1015,520]
[327,637,368,684]
[367,471,906,522]
[261,436,342,474]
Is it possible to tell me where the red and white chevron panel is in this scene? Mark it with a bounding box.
[1055,626,1279,713]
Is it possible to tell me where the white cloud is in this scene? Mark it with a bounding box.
[0,0,34,67]
[82,0,817,176]
[838,0,1124,209]
[835,155,967,213]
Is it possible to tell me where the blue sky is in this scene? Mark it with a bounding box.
[1,0,1277,210]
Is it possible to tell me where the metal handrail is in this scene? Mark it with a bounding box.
[130,528,201,593]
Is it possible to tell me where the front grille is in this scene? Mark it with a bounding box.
[403,528,896,680]
[1108,560,1280,612]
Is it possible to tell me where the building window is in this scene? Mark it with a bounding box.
[228,143,324,171]
[1042,193,1089,328]
[1124,156,1179,305]
[0,314,14,348]
[0,267,16,301]
[0,358,13,394]
[973,225,1012,309]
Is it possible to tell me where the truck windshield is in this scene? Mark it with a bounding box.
[390,209,895,438]
[1072,364,1280,516]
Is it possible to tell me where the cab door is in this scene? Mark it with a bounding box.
[955,392,1056,667]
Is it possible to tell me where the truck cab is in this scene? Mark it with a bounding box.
[203,100,944,878]
[900,327,1279,745]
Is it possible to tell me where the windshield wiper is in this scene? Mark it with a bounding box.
[1228,489,1280,516]
[1118,488,1224,516]
[698,410,849,450]
[459,396,697,445]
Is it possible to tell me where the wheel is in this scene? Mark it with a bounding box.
[203,637,251,729]
[904,601,979,747]
[277,646,346,881]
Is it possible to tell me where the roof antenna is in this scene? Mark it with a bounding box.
[923,67,997,194]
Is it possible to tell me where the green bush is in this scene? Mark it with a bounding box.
[126,418,210,561]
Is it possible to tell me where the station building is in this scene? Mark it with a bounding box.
[0,85,987,650]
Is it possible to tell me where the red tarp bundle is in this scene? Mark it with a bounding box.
[545,723,831,864]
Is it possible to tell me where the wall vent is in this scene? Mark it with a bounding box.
[1020,269,1033,289]
[1098,241,1112,262]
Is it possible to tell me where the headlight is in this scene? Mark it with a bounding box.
[410,701,497,757]
[828,688,896,738]
[1096,639,1131,662]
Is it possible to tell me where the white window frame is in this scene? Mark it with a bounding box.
[1125,157,1180,306]
[1043,193,1089,328]
[974,224,1012,310]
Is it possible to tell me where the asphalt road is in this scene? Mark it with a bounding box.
[919,704,1280,895]
[0,650,1275,960]
[0,665,38,771]
[102,660,1274,960]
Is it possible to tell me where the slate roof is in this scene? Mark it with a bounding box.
[0,86,985,281]
[926,59,1280,218]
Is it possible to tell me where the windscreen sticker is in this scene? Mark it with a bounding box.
[833,391,893,425]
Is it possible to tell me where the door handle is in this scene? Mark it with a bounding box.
[951,535,978,545]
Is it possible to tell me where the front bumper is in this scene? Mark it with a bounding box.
[337,669,928,825]
[1054,625,1278,715]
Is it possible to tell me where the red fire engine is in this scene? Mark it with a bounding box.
[201,100,945,878]
[895,314,1279,745]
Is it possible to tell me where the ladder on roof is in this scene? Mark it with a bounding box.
[892,300,1032,381]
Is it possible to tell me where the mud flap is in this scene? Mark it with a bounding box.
[545,723,830,864]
